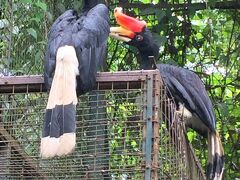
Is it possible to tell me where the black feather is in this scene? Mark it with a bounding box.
[158,64,216,133]
[126,27,216,134]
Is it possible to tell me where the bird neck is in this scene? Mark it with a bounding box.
[139,44,159,70]
[140,53,155,70]
[83,0,99,11]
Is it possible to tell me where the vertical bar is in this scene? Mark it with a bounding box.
[144,74,153,180]
[152,72,160,179]
[142,78,147,178]
[6,0,13,63]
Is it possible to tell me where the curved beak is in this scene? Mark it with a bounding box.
[110,27,133,42]
[110,7,146,42]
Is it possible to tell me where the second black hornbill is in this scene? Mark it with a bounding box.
[110,7,224,180]
[41,1,109,159]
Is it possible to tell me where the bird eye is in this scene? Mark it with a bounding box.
[136,35,143,41]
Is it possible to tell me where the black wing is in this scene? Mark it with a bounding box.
[44,4,109,93]
[44,10,78,90]
[73,4,110,94]
[157,64,216,133]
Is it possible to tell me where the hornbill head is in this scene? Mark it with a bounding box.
[110,7,159,69]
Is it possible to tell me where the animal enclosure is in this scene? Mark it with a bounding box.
[0,70,205,179]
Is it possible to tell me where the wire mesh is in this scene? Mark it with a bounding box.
[0,70,205,179]
[157,96,205,180]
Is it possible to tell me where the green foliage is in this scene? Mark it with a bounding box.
[105,91,143,178]
[0,0,48,74]
[0,0,239,179]
[106,91,142,165]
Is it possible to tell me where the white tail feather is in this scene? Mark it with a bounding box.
[41,46,79,159]
[57,133,76,156]
[40,137,60,159]
[47,46,79,109]
[207,132,224,180]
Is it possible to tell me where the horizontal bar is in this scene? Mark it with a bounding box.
[0,70,159,85]
[0,70,159,94]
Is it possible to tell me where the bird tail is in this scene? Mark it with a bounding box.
[207,132,224,180]
[40,46,79,159]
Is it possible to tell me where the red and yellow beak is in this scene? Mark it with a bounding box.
[110,7,147,42]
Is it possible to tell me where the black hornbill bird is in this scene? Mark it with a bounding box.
[110,7,224,180]
[41,0,109,159]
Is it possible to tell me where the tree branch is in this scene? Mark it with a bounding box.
[117,1,240,11]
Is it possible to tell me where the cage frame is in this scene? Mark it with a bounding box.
[0,70,205,179]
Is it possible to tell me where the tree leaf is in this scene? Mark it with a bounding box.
[35,1,47,11]
[27,28,37,39]
[21,0,33,3]
[0,19,9,29]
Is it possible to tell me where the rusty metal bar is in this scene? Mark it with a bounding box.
[152,71,161,179]
[0,70,159,93]
[144,73,153,180]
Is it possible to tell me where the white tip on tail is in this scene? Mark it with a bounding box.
[40,137,60,159]
[40,134,76,158]
[57,133,76,157]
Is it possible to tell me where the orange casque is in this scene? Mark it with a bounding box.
[114,7,146,38]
